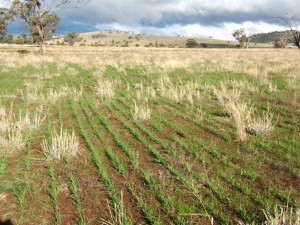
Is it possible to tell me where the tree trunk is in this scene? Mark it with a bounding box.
[39,40,46,54]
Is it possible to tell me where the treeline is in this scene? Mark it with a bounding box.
[249,30,293,43]
[0,33,34,44]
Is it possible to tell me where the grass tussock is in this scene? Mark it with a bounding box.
[158,75,201,105]
[96,77,116,99]
[41,128,79,160]
[214,83,251,141]
[47,86,83,104]
[0,126,29,152]
[263,205,300,225]
[0,104,44,153]
[135,82,156,100]
[246,110,276,136]
[132,100,151,121]
[214,83,276,141]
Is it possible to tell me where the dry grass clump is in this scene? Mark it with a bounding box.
[263,205,300,225]
[285,72,300,89]
[23,79,45,104]
[93,68,105,78]
[25,89,46,104]
[214,83,276,141]
[0,105,11,133]
[15,106,45,132]
[0,104,45,153]
[246,110,276,136]
[0,126,29,152]
[240,205,300,225]
[24,79,42,91]
[42,70,61,80]
[0,105,6,119]
[41,128,79,160]
[260,78,278,92]
[135,82,156,100]
[132,100,151,121]
[0,92,17,99]
[158,75,201,105]
[96,77,116,99]
[229,79,259,93]
[47,86,82,104]
[66,67,78,76]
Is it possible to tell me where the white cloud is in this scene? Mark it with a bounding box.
[6,0,297,37]
[95,21,286,40]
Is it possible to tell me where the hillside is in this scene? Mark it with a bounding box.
[50,30,270,48]
[249,30,292,43]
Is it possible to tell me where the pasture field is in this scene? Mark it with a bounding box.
[0,46,299,225]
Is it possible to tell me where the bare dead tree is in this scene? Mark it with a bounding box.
[283,11,300,49]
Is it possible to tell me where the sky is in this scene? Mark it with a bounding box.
[2,0,299,40]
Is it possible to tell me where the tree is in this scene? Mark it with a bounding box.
[283,12,300,49]
[0,8,13,42]
[186,39,198,48]
[0,8,8,33]
[1,2,22,42]
[274,38,286,48]
[64,32,79,46]
[10,0,89,54]
[232,28,249,48]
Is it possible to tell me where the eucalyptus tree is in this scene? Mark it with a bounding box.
[11,0,89,54]
[0,7,14,42]
[232,28,249,48]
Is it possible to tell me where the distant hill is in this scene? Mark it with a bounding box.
[250,30,293,43]
[50,31,240,48]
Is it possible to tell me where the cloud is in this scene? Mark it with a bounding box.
[6,0,298,39]
[62,0,299,25]
[94,21,286,40]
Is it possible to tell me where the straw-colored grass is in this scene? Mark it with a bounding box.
[132,100,151,121]
[246,110,276,136]
[41,128,79,160]
[263,205,300,225]
[96,78,116,99]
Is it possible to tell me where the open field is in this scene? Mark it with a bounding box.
[0,46,299,225]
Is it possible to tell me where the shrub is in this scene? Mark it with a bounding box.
[92,33,107,39]
[274,38,286,48]
[186,39,198,48]
[17,49,30,54]
[121,43,129,47]
[15,37,24,45]
[64,32,80,46]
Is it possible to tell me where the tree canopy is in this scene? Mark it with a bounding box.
[7,0,89,54]
[232,28,249,48]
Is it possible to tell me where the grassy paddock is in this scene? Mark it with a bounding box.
[0,46,299,225]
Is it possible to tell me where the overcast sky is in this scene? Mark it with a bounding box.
[2,0,299,39]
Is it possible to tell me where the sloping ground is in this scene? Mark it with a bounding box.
[50,30,274,48]
[0,47,299,225]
